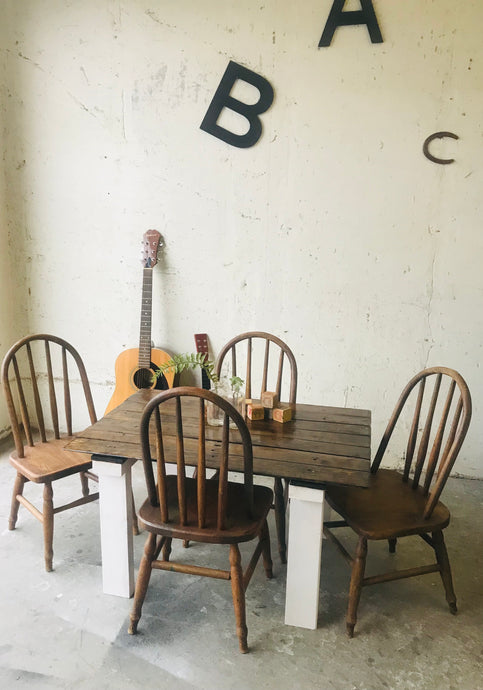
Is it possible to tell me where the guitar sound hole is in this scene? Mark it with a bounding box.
[133,368,155,389]
[133,366,169,391]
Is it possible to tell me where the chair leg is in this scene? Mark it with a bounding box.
[433,530,457,614]
[80,471,90,497]
[162,537,172,562]
[260,519,273,579]
[131,491,139,536]
[43,482,54,572]
[274,477,287,564]
[388,538,397,553]
[9,473,26,530]
[129,532,157,635]
[229,544,248,653]
[346,536,367,638]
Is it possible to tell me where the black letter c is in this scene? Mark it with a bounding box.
[423,132,459,165]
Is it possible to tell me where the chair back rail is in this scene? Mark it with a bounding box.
[1,334,97,458]
[140,387,254,531]
[371,366,471,518]
[215,331,298,404]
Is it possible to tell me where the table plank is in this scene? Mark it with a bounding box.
[67,389,371,488]
[71,418,370,459]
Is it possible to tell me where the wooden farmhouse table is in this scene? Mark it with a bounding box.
[66,388,371,629]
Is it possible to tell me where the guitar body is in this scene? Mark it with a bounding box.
[105,347,174,414]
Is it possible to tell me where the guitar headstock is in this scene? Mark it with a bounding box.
[194,333,209,356]
[194,333,211,390]
[141,229,163,268]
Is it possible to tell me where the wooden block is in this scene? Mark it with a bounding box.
[241,399,252,417]
[247,404,265,420]
[261,391,279,409]
[272,405,292,423]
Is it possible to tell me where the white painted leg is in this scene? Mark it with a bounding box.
[284,483,324,629]
[92,457,136,597]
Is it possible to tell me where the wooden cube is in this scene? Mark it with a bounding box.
[272,405,292,423]
[261,391,279,409]
[247,403,265,420]
[241,399,252,417]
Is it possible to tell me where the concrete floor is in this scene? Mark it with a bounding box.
[0,437,482,690]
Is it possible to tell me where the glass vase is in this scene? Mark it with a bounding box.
[206,383,245,427]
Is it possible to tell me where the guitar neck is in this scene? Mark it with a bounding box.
[138,268,153,368]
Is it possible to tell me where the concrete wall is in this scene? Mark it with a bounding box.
[0,8,24,436]
[1,1,482,476]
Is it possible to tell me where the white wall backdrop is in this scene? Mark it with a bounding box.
[1,1,482,476]
[0,9,23,436]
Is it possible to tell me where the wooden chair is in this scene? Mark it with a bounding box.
[215,331,297,563]
[128,386,273,653]
[1,334,100,571]
[324,367,472,637]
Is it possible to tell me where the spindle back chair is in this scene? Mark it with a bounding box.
[1,334,99,571]
[324,367,472,637]
[128,386,273,653]
[215,331,298,563]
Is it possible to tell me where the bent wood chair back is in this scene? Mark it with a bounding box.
[140,386,255,530]
[371,366,472,518]
[214,331,298,406]
[2,334,97,453]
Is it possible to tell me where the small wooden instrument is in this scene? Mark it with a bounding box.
[194,333,211,390]
[105,230,174,414]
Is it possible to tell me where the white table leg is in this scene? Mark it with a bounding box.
[284,483,325,629]
[92,457,136,597]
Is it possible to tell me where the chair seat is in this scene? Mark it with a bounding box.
[138,477,273,544]
[9,437,93,484]
[326,468,451,540]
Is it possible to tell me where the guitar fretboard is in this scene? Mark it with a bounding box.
[138,268,153,368]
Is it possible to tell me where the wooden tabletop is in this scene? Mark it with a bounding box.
[66,389,371,488]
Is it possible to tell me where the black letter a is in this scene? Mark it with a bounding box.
[319,0,383,47]
[200,61,274,149]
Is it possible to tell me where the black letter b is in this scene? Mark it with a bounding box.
[200,61,274,148]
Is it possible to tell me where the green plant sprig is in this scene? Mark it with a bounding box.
[153,352,219,386]
[229,376,244,394]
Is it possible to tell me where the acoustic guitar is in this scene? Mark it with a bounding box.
[105,229,174,414]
